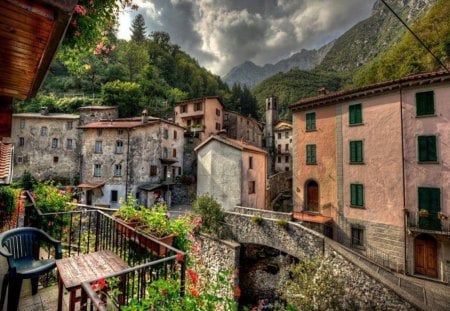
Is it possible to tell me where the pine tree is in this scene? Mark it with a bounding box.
[130,14,147,42]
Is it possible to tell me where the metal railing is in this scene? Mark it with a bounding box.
[20,193,186,310]
[406,210,450,235]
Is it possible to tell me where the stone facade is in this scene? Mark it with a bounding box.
[78,106,118,125]
[274,120,293,173]
[223,111,263,147]
[10,112,80,182]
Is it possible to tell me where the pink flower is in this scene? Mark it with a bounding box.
[70,20,78,27]
[74,31,81,37]
[74,4,86,15]
[176,252,184,262]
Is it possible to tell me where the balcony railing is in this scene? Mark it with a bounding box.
[17,194,186,310]
[406,210,450,235]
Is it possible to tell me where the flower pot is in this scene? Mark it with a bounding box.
[136,229,176,256]
[114,218,140,236]
[419,210,429,218]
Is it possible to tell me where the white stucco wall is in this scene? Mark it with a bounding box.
[197,140,242,210]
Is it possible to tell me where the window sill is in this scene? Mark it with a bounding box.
[306,162,317,165]
[349,162,365,165]
[94,152,103,154]
[351,245,366,251]
[305,129,317,132]
[349,205,365,209]
[349,122,364,127]
[417,161,439,164]
[416,114,436,118]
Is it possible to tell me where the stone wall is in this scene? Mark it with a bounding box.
[267,171,292,211]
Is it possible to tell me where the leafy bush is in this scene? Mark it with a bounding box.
[32,181,73,213]
[192,194,225,236]
[20,170,36,191]
[0,186,17,216]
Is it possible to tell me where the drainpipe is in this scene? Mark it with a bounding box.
[125,129,130,202]
[399,83,407,275]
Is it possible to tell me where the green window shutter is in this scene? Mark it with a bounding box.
[350,184,364,207]
[306,112,316,130]
[350,141,363,163]
[306,144,316,164]
[429,188,441,213]
[351,184,357,205]
[357,185,364,206]
[418,187,429,210]
[418,136,437,162]
[416,91,435,116]
[428,136,437,161]
[349,104,362,124]
[418,136,427,161]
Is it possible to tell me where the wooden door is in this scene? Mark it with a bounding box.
[306,181,319,212]
[414,235,437,278]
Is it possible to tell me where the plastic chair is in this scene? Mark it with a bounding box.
[0,227,62,311]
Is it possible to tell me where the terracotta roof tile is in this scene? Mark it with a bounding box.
[195,134,267,154]
[0,142,13,184]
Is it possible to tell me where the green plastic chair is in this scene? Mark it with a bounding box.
[0,227,62,311]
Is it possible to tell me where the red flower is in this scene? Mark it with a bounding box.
[187,269,198,286]
[189,287,199,298]
[161,289,168,296]
[91,278,107,291]
[74,4,86,15]
[176,252,184,262]
[234,285,241,298]
[70,20,78,27]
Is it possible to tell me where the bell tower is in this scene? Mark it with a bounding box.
[265,95,278,149]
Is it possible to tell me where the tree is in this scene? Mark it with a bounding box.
[101,80,144,117]
[130,14,147,42]
[117,40,149,81]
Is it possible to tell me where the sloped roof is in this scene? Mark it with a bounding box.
[0,142,14,185]
[0,0,77,99]
[78,120,158,129]
[175,96,224,107]
[290,70,450,111]
[13,113,79,119]
[195,134,267,155]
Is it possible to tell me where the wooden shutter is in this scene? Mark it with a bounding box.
[416,91,434,116]
[351,184,357,205]
[428,136,437,161]
[418,137,427,161]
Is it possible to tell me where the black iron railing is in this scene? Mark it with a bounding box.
[20,193,186,310]
[407,210,450,235]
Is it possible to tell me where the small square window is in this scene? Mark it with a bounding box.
[19,119,25,129]
[114,164,122,176]
[118,129,124,135]
[53,156,59,163]
[17,156,23,164]
[115,140,123,153]
[66,139,73,150]
[40,127,48,136]
[216,108,221,116]
[97,129,103,136]
[95,141,103,153]
[418,136,437,162]
[94,164,101,177]
[278,133,282,139]
[181,105,187,113]
[19,137,24,146]
[52,138,58,148]
[163,129,169,139]
[66,121,73,130]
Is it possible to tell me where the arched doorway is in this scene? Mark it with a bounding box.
[414,234,438,278]
[305,180,319,212]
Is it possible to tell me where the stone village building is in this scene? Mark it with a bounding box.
[274,120,293,173]
[195,134,267,210]
[78,112,184,208]
[223,111,264,148]
[290,70,450,282]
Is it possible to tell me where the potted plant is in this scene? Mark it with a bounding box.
[438,212,448,220]
[419,209,429,218]
[136,204,176,256]
[113,196,143,235]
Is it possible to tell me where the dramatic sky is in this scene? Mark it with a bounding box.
[118,0,377,76]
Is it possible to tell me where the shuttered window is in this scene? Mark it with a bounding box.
[350,140,363,163]
[306,112,316,131]
[350,184,364,207]
[349,104,362,125]
[306,144,316,164]
[418,136,437,162]
[416,91,435,116]
[418,187,441,230]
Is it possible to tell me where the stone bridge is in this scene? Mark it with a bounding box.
[198,207,450,311]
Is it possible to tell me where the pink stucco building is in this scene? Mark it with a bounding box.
[291,70,450,282]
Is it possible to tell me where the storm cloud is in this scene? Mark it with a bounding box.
[118,0,376,76]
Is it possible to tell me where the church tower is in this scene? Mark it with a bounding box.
[265,95,278,149]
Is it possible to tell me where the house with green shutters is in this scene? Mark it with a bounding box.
[291,70,450,283]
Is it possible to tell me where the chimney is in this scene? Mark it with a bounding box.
[141,109,148,124]
[318,87,328,96]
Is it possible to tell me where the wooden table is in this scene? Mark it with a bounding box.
[56,250,128,311]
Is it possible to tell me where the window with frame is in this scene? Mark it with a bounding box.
[162,147,168,158]
[52,138,58,148]
[418,136,437,162]
[278,132,282,139]
[224,114,229,121]
[150,165,157,176]
[172,148,177,158]
[277,144,281,154]
[114,164,122,176]
[285,167,289,171]
[94,164,101,177]
[115,140,123,153]
[249,156,253,169]
[194,103,202,111]
[66,121,73,130]
[285,144,289,152]
[418,187,441,230]
[66,139,73,150]
[285,155,289,163]
[111,190,118,203]
[216,108,220,116]
[349,140,364,163]
[349,103,363,125]
[180,105,187,113]
[19,137,24,146]
[215,122,220,131]
[248,181,256,194]
[118,129,124,135]
[416,91,435,116]
[306,112,316,131]
[17,156,23,164]
[19,119,25,129]
[40,126,47,136]
[351,227,364,248]
[163,129,169,139]
[95,141,103,153]
[178,167,182,175]
[285,131,289,138]
[173,130,177,140]
[53,156,59,164]
[278,156,281,163]
[97,129,103,136]
[306,144,316,164]
[350,183,364,207]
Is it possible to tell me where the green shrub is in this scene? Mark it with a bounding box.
[276,218,289,229]
[192,194,224,236]
[20,170,36,191]
[251,214,263,225]
[0,186,17,216]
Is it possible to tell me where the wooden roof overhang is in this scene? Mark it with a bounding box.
[0,0,77,137]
